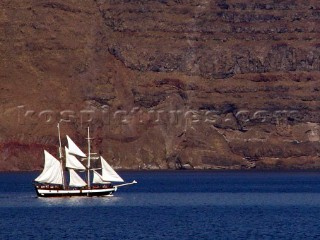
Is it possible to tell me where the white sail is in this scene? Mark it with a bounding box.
[35,150,63,185]
[69,169,87,187]
[66,135,87,158]
[65,147,86,170]
[92,170,109,184]
[101,157,124,183]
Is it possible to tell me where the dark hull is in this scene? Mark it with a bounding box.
[35,186,116,197]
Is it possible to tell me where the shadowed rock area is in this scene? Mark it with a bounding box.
[1,0,320,170]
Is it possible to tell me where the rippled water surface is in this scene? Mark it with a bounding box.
[1,171,320,239]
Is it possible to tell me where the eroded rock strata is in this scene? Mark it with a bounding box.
[1,0,320,170]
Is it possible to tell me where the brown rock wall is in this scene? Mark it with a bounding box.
[1,0,320,170]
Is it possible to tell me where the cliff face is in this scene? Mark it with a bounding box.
[1,0,320,170]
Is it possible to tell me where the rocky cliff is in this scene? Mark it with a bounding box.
[1,0,320,171]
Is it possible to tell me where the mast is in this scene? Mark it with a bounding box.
[87,127,91,189]
[57,122,66,189]
[58,122,63,159]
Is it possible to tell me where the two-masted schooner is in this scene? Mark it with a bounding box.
[34,124,137,197]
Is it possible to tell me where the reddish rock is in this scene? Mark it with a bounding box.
[1,0,320,170]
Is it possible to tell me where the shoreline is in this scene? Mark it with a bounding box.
[1,169,320,174]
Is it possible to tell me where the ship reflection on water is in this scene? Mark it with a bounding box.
[37,194,122,207]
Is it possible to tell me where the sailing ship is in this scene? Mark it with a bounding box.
[34,124,137,197]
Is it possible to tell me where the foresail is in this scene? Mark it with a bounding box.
[65,147,86,170]
[69,169,87,187]
[66,135,87,158]
[35,150,63,185]
[92,170,108,184]
[101,157,124,183]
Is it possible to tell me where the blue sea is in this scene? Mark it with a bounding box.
[1,171,320,239]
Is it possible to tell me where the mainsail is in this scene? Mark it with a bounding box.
[35,150,63,185]
[69,169,87,187]
[66,135,87,158]
[101,157,124,183]
[65,147,86,170]
[92,170,107,184]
